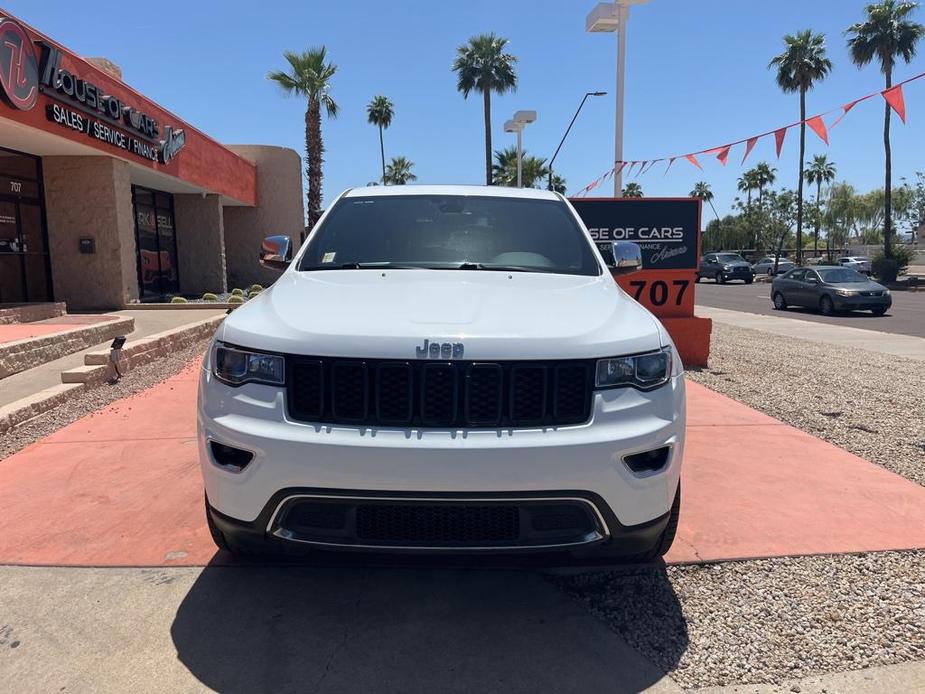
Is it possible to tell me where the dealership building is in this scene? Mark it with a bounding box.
[0,12,304,309]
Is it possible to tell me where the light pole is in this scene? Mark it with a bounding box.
[547,91,606,191]
[586,0,648,197]
[504,110,536,187]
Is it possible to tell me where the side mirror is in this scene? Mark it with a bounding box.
[259,235,292,271]
[599,240,642,275]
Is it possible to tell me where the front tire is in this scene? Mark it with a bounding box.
[772,292,787,310]
[717,273,726,284]
[639,484,681,562]
[872,306,888,316]
[745,277,753,285]
[820,295,835,316]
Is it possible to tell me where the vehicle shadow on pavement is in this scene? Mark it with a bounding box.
[170,556,687,693]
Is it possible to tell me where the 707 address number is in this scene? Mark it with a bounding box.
[627,278,690,307]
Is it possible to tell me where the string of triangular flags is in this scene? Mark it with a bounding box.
[573,70,924,197]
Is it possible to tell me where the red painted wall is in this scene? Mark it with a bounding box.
[0,12,257,206]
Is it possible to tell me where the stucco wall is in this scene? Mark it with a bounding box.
[43,156,138,309]
[222,145,304,289]
[174,193,227,296]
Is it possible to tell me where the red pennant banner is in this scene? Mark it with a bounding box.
[774,127,787,158]
[715,145,731,165]
[686,154,702,170]
[830,100,858,129]
[806,115,829,144]
[883,85,906,123]
[741,136,759,164]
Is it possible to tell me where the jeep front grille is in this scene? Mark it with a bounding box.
[287,357,592,428]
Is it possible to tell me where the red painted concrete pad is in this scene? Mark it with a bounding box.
[1,362,925,567]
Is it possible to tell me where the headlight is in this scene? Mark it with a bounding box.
[884,289,891,296]
[834,288,858,297]
[213,343,285,386]
[595,346,672,391]
[722,265,732,270]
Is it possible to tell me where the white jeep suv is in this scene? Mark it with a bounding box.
[198,185,685,563]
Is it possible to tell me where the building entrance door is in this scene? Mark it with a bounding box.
[0,148,51,304]
[132,186,179,301]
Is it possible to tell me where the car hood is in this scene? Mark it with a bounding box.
[220,269,664,360]
[722,261,752,268]
[825,280,886,291]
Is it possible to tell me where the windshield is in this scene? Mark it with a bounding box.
[818,268,868,283]
[716,253,746,263]
[298,194,601,276]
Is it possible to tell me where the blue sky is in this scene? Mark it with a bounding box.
[9,0,924,219]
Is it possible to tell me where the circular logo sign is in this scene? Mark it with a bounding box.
[0,18,39,111]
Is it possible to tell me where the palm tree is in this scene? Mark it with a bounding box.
[269,47,338,230]
[737,170,758,209]
[367,95,394,185]
[383,156,417,185]
[549,174,567,194]
[769,30,833,265]
[847,1,924,260]
[491,146,549,188]
[804,154,837,255]
[690,181,720,220]
[622,182,643,198]
[753,162,778,208]
[452,33,518,185]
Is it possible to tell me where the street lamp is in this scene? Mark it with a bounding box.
[504,110,537,187]
[547,91,606,192]
[586,0,649,197]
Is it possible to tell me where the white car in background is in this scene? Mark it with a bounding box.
[752,256,795,276]
[197,185,685,564]
[838,256,871,274]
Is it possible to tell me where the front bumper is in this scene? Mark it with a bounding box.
[197,364,685,550]
[832,294,891,311]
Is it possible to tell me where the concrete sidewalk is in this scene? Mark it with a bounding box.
[697,305,925,361]
[0,564,683,693]
[0,308,226,408]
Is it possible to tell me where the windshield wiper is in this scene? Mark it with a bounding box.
[302,262,431,271]
[454,262,546,273]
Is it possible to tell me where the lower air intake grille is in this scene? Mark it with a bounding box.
[356,504,520,544]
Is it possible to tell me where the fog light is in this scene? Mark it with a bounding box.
[210,441,254,470]
[623,446,670,473]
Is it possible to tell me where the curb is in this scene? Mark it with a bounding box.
[0,316,134,380]
[0,315,223,434]
[0,302,67,325]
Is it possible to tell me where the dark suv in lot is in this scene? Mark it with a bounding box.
[697,253,754,284]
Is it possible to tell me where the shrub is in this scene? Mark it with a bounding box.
[170,296,188,304]
[248,284,263,293]
[201,292,219,301]
[227,295,245,304]
[872,257,898,284]
[247,287,262,297]
[230,288,244,296]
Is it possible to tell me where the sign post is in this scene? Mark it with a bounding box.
[569,197,712,367]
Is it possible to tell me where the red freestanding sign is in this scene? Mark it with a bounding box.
[569,197,712,367]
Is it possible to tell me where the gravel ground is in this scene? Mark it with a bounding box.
[687,322,925,486]
[0,338,209,459]
[557,550,925,689]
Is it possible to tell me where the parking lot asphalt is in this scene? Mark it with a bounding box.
[3,360,925,569]
[695,279,925,338]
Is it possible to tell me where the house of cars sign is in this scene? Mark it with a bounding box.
[569,197,701,319]
[0,17,185,166]
[38,42,186,165]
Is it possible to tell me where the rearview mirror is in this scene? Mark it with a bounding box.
[598,241,642,275]
[259,235,292,271]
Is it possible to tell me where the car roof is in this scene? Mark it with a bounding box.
[342,184,562,201]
